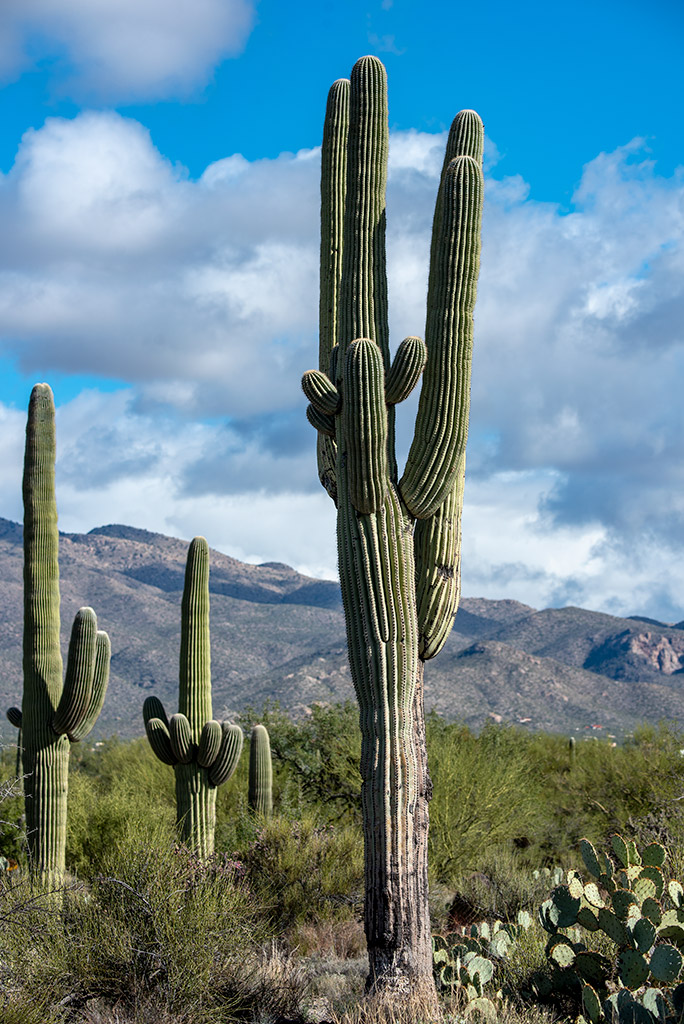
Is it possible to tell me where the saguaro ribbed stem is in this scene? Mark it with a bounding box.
[143,537,243,858]
[248,724,273,817]
[303,59,484,1000]
[7,384,111,881]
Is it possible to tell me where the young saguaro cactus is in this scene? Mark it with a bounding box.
[302,58,484,998]
[5,384,111,881]
[248,723,272,817]
[143,537,243,858]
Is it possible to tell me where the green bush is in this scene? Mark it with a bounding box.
[427,719,543,884]
[238,813,364,933]
[0,826,274,1024]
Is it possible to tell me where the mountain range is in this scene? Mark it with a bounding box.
[2,516,684,742]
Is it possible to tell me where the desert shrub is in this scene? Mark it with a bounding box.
[238,813,364,933]
[525,722,684,861]
[427,718,543,884]
[67,738,175,875]
[0,749,26,867]
[0,823,275,1023]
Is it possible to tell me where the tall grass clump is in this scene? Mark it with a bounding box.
[0,821,279,1024]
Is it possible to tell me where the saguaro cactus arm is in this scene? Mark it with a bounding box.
[6,707,22,728]
[385,336,427,405]
[342,338,388,514]
[317,77,350,503]
[54,610,111,741]
[208,722,243,786]
[399,154,484,519]
[145,717,177,765]
[52,607,97,738]
[70,630,111,742]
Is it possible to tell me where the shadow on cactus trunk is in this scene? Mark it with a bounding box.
[303,56,483,1002]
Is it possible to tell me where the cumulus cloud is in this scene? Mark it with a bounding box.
[0,114,682,618]
[0,0,255,101]
[0,112,319,416]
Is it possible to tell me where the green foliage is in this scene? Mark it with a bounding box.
[237,814,363,933]
[239,701,362,824]
[428,718,543,883]
[0,825,275,1024]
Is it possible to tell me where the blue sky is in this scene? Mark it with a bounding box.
[0,0,682,620]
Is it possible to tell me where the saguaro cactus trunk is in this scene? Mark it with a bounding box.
[303,58,483,998]
[6,384,111,882]
[143,537,243,858]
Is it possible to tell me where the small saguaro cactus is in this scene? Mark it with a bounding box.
[303,57,483,998]
[143,537,243,858]
[248,723,272,817]
[6,383,111,881]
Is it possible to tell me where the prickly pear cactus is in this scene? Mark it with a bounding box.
[303,56,483,997]
[248,723,272,817]
[536,834,684,1022]
[143,537,243,858]
[5,384,111,881]
[433,911,532,1016]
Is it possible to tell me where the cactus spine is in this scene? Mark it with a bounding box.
[303,58,483,997]
[143,537,243,858]
[248,724,272,817]
[5,384,111,881]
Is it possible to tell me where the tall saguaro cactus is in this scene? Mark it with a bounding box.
[302,58,484,998]
[143,537,243,858]
[6,384,111,881]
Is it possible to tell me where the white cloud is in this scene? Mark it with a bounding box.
[0,117,682,619]
[0,112,319,416]
[0,388,337,578]
[0,0,255,101]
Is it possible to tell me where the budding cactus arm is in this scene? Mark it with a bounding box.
[385,336,427,406]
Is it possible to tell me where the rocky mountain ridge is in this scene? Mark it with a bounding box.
[1,517,683,741]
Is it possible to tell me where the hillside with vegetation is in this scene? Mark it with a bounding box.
[2,517,684,741]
